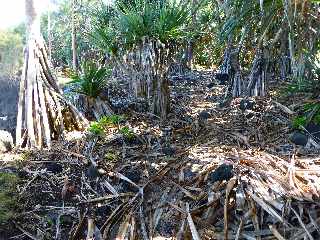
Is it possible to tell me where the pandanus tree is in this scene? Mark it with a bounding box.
[16,0,87,149]
[68,61,113,120]
[218,0,320,97]
[93,0,193,119]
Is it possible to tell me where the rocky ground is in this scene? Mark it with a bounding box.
[1,72,320,239]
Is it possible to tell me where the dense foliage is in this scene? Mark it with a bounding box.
[92,0,193,56]
[0,29,23,77]
[41,0,101,67]
[0,0,319,93]
[68,60,111,98]
[217,0,320,80]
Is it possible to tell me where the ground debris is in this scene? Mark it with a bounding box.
[2,71,320,239]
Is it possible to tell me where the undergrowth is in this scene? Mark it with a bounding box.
[292,102,320,129]
[88,115,135,140]
[0,172,19,225]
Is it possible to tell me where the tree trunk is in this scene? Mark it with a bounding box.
[186,0,197,69]
[71,0,78,72]
[78,95,113,120]
[47,3,52,62]
[246,49,266,96]
[124,39,171,119]
[16,0,87,149]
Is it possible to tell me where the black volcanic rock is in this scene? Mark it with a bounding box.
[239,99,255,111]
[87,164,99,180]
[207,82,215,89]
[290,131,308,146]
[199,110,211,120]
[208,164,234,183]
[215,73,229,85]
[45,162,63,174]
[162,145,176,156]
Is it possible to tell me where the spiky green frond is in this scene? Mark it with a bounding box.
[68,61,111,98]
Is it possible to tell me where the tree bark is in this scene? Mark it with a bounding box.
[186,0,197,69]
[246,49,266,96]
[123,39,171,119]
[16,0,87,149]
[47,2,52,62]
[71,0,78,72]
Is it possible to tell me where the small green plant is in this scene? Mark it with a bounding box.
[105,151,117,162]
[292,116,307,129]
[88,121,105,135]
[119,126,135,140]
[314,114,320,124]
[68,61,111,98]
[0,173,19,225]
[292,103,320,129]
[286,82,311,94]
[99,115,123,126]
[88,115,124,135]
[45,216,54,227]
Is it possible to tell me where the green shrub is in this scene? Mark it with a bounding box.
[88,122,105,135]
[285,78,313,94]
[292,116,307,129]
[99,115,123,126]
[68,61,111,98]
[119,126,135,140]
[105,151,118,162]
[0,30,23,77]
[93,0,192,54]
[292,103,320,129]
[88,115,124,135]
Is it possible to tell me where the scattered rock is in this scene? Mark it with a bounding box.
[208,163,234,183]
[119,167,142,192]
[290,131,308,146]
[133,98,149,112]
[239,99,255,111]
[218,100,229,108]
[198,110,211,120]
[96,205,112,218]
[0,130,13,153]
[87,164,99,180]
[276,144,294,153]
[207,82,215,89]
[44,162,63,174]
[156,220,174,237]
[215,73,229,85]
[245,112,255,119]
[99,88,109,101]
[183,168,196,182]
[162,145,176,156]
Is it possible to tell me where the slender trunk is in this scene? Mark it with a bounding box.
[47,3,52,62]
[186,0,197,69]
[246,49,266,97]
[71,0,78,72]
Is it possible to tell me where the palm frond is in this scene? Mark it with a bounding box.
[68,61,110,98]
